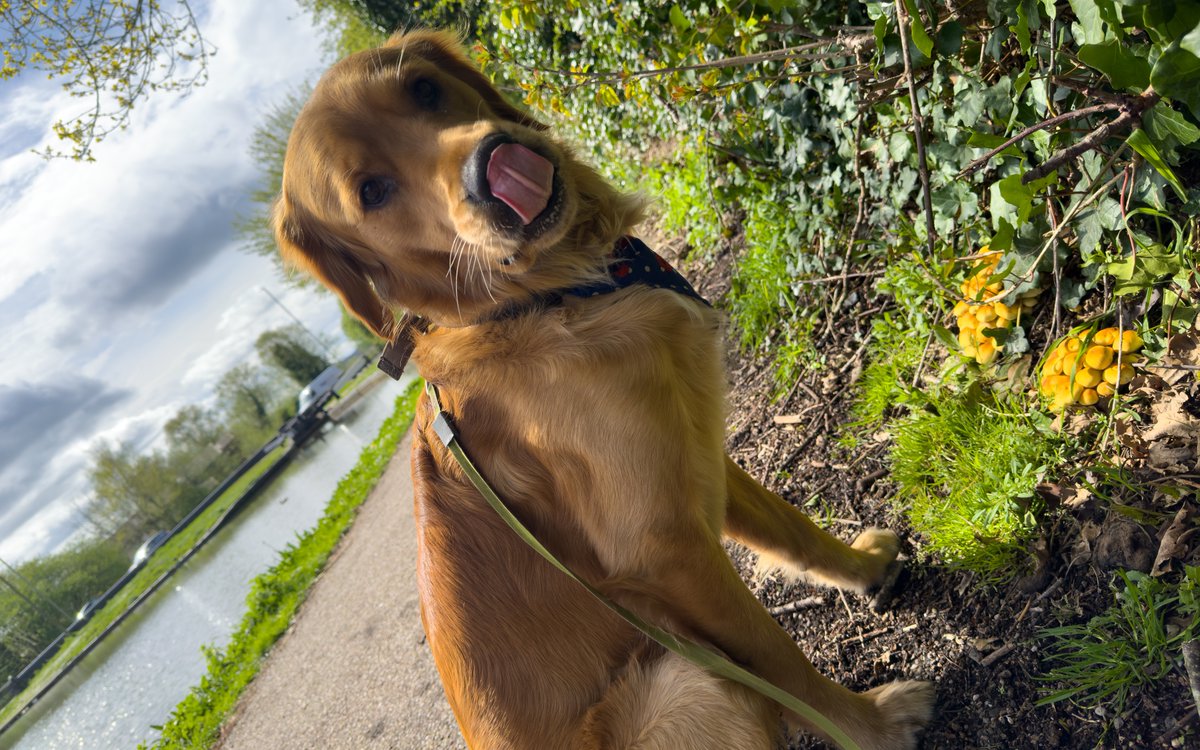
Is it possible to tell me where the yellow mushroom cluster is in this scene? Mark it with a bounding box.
[952,252,1039,365]
[1039,327,1144,410]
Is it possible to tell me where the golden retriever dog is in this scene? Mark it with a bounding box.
[274,29,934,750]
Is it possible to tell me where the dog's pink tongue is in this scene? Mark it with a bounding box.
[486,143,553,225]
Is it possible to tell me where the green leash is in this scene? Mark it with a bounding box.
[424,381,860,750]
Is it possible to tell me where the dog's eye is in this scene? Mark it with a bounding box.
[359,179,389,208]
[411,77,440,109]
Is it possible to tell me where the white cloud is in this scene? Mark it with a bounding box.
[0,0,337,563]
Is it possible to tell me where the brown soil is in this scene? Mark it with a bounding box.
[668,234,1200,750]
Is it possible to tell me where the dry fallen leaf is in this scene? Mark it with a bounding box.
[1143,389,1200,443]
[1152,506,1199,576]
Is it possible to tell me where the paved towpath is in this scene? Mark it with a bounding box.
[217,434,468,750]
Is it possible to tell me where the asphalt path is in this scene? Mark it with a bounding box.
[216,433,468,750]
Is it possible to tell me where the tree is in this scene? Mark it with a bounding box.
[0,1,212,161]
[235,87,311,267]
[87,442,178,536]
[341,307,384,352]
[0,539,127,676]
[214,363,295,451]
[163,404,236,499]
[255,326,330,386]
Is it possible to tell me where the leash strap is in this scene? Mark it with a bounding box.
[424,380,859,750]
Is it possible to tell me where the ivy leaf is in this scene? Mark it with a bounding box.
[931,181,979,235]
[1068,0,1112,44]
[1144,102,1200,152]
[936,21,964,56]
[1059,277,1087,309]
[1151,39,1200,121]
[668,5,691,31]
[1074,208,1104,257]
[1012,0,1033,54]
[1127,129,1188,201]
[904,0,935,58]
[1078,41,1151,90]
[1005,325,1031,356]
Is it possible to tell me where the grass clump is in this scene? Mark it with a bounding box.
[1037,567,1200,713]
[852,314,929,424]
[889,387,1064,580]
[142,380,421,749]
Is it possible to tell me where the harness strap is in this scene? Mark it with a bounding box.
[424,380,859,750]
[377,236,707,381]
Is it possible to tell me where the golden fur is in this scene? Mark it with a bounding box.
[275,30,934,749]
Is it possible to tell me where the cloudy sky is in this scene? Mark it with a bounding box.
[0,0,353,563]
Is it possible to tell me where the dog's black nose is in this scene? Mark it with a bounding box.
[462,132,515,204]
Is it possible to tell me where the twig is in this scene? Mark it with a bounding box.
[958,101,1123,178]
[894,0,936,257]
[1155,712,1198,746]
[855,468,889,494]
[791,271,884,286]
[769,596,827,616]
[980,643,1017,667]
[1035,578,1065,603]
[1023,87,1160,184]
[841,627,890,646]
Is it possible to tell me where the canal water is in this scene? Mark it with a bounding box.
[0,375,414,750]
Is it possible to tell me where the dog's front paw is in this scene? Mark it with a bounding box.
[851,528,900,589]
[861,679,936,750]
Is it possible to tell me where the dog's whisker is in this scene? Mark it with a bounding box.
[449,236,464,321]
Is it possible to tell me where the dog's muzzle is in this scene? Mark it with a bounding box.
[462,132,563,238]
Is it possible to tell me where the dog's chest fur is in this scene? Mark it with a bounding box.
[407,286,729,742]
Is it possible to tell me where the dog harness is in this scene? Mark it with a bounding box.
[377,236,708,378]
[567,235,709,306]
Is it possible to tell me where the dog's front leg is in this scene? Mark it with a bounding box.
[723,456,902,593]
[620,528,932,750]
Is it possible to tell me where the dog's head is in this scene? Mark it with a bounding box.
[274,30,637,335]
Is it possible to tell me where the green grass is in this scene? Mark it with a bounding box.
[0,444,289,727]
[852,315,930,425]
[141,380,421,749]
[327,362,379,407]
[1037,567,1200,713]
[889,387,1065,581]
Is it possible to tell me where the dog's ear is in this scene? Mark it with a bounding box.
[273,194,397,341]
[389,30,548,131]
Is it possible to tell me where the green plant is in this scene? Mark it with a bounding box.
[889,387,1064,579]
[852,249,953,423]
[1038,566,1200,713]
[771,318,825,400]
[643,146,729,258]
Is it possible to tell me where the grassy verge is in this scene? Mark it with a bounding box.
[0,444,290,728]
[140,380,421,749]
